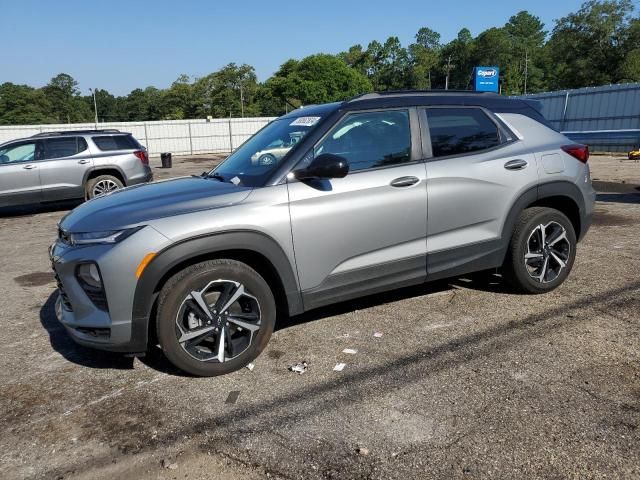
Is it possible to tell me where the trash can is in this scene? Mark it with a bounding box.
[161,152,172,168]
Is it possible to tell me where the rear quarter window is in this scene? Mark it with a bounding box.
[426,108,502,158]
[92,135,141,151]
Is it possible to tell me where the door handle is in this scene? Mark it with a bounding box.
[78,159,90,164]
[23,164,37,170]
[390,176,420,187]
[504,159,528,170]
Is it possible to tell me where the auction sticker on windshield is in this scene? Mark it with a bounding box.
[290,116,321,127]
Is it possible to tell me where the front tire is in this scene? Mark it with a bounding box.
[503,207,576,294]
[156,259,276,377]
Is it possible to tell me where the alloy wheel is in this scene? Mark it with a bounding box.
[524,221,571,283]
[92,179,120,197]
[175,279,261,362]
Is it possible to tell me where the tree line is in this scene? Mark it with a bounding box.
[1,0,638,125]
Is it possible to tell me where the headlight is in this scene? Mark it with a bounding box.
[68,226,142,245]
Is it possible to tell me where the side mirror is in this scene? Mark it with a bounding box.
[294,153,349,180]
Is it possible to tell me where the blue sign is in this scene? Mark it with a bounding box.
[474,66,500,92]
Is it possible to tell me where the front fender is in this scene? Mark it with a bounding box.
[131,230,303,347]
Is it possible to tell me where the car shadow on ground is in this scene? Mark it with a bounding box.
[593,181,640,204]
[596,192,640,204]
[277,272,513,332]
[40,272,514,375]
[0,200,82,217]
[39,291,184,374]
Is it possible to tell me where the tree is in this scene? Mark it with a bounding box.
[504,11,548,93]
[43,73,92,123]
[407,28,441,89]
[0,83,55,125]
[193,63,260,118]
[122,87,164,121]
[362,37,412,90]
[547,0,636,88]
[83,88,123,123]
[268,54,372,106]
[163,74,197,119]
[618,48,640,81]
[440,28,476,89]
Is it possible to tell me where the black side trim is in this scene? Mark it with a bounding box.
[130,231,303,350]
[301,255,426,311]
[427,239,504,281]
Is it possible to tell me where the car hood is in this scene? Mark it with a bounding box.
[60,176,252,232]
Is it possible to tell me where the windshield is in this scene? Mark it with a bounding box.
[211,116,321,187]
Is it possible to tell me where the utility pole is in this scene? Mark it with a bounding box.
[240,83,245,118]
[445,55,453,90]
[89,88,98,126]
[523,50,529,95]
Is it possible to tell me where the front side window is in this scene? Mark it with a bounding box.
[212,117,320,187]
[0,142,37,164]
[426,108,501,158]
[314,110,411,172]
[44,137,88,159]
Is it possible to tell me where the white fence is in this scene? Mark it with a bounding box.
[0,117,276,156]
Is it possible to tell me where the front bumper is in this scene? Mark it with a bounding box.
[50,225,170,353]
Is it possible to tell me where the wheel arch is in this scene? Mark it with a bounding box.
[132,230,303,350]
[502,181,586,249]
[83,166,127,188]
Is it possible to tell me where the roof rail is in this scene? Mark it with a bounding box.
[348,89,498,102]
[31,129,121,138]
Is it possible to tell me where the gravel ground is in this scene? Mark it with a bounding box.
[0,154,638,480]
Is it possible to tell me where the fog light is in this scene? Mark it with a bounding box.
[77,263,102,289]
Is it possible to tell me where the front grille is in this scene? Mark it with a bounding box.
[53,270,73,311]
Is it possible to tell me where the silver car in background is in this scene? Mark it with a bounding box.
[0,129,152,207]
[50,91,595,377]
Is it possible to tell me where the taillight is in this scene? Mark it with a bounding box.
[561,144,589,163]
[134,150,149,165]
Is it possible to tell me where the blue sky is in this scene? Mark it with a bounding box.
[4,0,587,95]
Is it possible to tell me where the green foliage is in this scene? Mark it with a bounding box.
[547,0,636,88]
[0,83,55,124]
[0,1,638,125]
[269,54,372,106]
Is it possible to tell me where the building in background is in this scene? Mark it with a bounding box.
[514,83,640,153]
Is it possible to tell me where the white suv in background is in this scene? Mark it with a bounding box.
[0,129,152,207]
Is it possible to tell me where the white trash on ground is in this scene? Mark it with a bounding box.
[288,361,309,374]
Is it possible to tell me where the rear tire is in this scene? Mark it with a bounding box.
[156,259,276,377]
[502,207,576,294]
[86,174,123,199]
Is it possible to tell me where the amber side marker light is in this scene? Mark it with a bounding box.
[136,253,156,278]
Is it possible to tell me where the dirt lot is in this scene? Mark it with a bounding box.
[0,154,638,479]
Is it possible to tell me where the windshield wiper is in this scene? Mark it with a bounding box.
[207,173,226,182]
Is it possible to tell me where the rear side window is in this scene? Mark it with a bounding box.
[92,135,140,151]
[43,137,88,159]
[426,108,501,158]
[314,109,411,171]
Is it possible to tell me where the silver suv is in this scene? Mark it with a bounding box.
[0,129,152,207]
[50,91,595,377]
